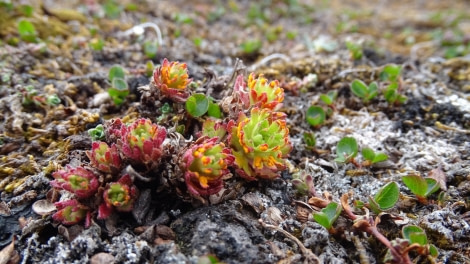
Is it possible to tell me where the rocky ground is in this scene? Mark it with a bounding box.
[0,0,469,263]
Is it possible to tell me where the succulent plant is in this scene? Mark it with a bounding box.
[120,118,166,164]
[229,107,292,180]
[198,118,227,140]
[182,137,234,196]
[52,200,91,227]
[51,166,99,199]
[86,141,121,173]
[247,73,284,110]
[153,58,192,102]
[98,174,138,219]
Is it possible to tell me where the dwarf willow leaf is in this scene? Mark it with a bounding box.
[372,181,399,211]
[402,225,427,246]
[313,202,342,230]
[109,65,125,82]
[335,137,358,163]
[402,175,428,197]
[351,79,368,99]
[306,106,325,127]
[186,93,209,117]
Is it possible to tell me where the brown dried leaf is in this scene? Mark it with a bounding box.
[0,202,11,216]
[428,167,447,191]
[90,252,115,264]
[32,199,56,216]
[0,237,15,264]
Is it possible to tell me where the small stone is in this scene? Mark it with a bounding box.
[90,252,115,264]
[32,200,56,216]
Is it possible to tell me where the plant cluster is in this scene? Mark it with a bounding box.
[307,180,439,263]
[50,59,292,226]
[350,64,407,105]
[334,136,389,167]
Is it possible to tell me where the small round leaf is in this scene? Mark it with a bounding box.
[186,93,209,117]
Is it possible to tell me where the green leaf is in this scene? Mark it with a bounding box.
[207,100,222,118]
[313,202,342,230]
[402,175,428,197]
[17,20,37,43]
[373,182,399,211]
[379,64,401,82]
[429,244,439,257]
[88,124,105,141]
[108,78,129,106]
[319,90,337,106]
[372,152,388,163]
[306,106,326,127]
[112,78,128,91]
[425,178,440,197]
[361,147,375,162]
[402,225,427,246]
[366,82,378,101]
[143,40,158,59]
[186,93,209,117]
[108,65,125,82]
[351,79,368,99]
[303,132,316,147]
[335,137,358,163]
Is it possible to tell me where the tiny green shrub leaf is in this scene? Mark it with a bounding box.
[108,78,129,106]
[109,65,125,82]
[367,82,378,101]
[143,40,158,59]
[372,152,388,163]
[303,132,316,147]
[88,124,105,141]
[186,93,209,117]
[372,181,399,211]
[18,20,37,43]
[335,137,358,163]
[402,175,428,197]
[319,90,337,106]
[313,202,342,230]
[402,225,427,246]
[207,99,222,118]
[351,79,368,99]
[362,147,375,161]
[429,244,439,257]
[380,64,401,82]
[425,178,440,197]
[306,106,326,127]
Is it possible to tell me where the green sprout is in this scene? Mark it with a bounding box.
[89,38,104,51]
[368,182,399,214]
[207,97,222,119]
[306,106,326,127]
[103,0,122,19]
[350,79,378,103]
[107,65,129,106]
[319,90,338,106]
[402,174,440,203]
[303,132,316,149]
[143,40,158,59]
[345,41,363,60]
[46,94,61,106]
[313,202,342,233]
[384,82,407,105]
[240,39,262,54]
[361,147,388,166]
[402,225,438,257]
[335,137,358,165]
[17,20,38,43]
[88,124,105,141]
[186,93,209,117]
[379,64,401,82]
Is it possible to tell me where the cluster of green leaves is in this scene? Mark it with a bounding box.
[19,85,61,108]
[334,137,388,166]
[350,79,378,103]
[305,90,338,128]
[88,124,105,141]
[240,39,262,54]
[350,64,407,105]
[380,64,407,105]
[185,94,222,118]
[108,65,129,106]
[345,41,363,60]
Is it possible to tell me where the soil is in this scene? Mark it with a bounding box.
[0,0,469,263]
